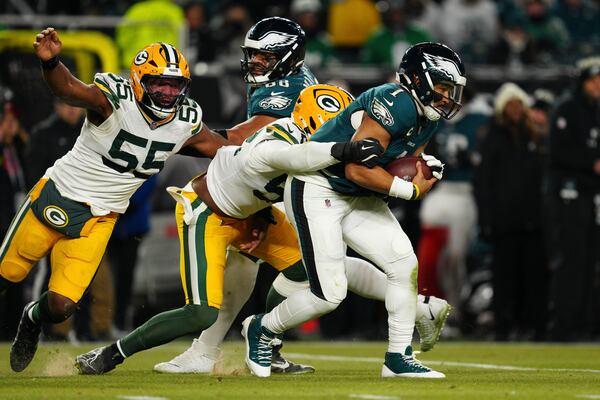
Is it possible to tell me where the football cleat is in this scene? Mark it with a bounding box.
[416,295,451,352]
[271,344,315,374]
[241,314,278,378]
[381,346,445,378]
[10,301,41,372]
[153,339,217,374]
[75,343,124,375]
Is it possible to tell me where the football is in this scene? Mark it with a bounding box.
[385,156,433,181]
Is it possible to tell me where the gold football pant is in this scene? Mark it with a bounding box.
[176,191,301,309]
[0,179,117,303]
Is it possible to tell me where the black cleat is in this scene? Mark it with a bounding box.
[271,344,315,374]
[10,301,41,372]
[75,343,124,375]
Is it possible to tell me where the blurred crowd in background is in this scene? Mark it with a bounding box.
[1,0,599,345]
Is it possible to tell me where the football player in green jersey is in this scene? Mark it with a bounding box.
[153,16,319,375]
[243,42,466,378]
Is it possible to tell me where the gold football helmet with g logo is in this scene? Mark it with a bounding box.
[292,84,354,136]
[130,42,191,119]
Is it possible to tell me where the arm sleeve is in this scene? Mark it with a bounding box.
[251,140,337,173]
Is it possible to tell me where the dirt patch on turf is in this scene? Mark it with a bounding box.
[210,349,248,376]
[40,349,78,376]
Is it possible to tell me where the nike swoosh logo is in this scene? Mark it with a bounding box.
[271,91,284,96]
[383,97,394,107]
[361,145,374,150]
[428,308,435,321]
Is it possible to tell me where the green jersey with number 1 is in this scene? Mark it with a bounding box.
[46,72,203,214]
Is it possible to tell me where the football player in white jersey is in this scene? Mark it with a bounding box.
[0,27,234,373]
[152,16,449,377]
[74,84,385,374]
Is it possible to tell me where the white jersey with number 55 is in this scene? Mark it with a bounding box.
[45,72,203,214]
[207,117,338,219]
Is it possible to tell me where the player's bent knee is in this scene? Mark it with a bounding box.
[386,252,418,282]
[47,292,77,322]
[0,261,29,283]
[310,292,341,315]
[182,304,219,332]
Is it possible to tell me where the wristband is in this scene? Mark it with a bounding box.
[388,176,415,200]
[40,56,59,70]
[412,183,420,200]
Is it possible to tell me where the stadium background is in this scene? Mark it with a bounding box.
[0,0,599,346]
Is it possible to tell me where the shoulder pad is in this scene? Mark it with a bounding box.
[93,72,134,110]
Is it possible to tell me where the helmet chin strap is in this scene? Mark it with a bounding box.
[406,85,441,121]
[423,106,442,121]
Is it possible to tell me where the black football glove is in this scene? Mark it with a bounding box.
[331,138,384,168]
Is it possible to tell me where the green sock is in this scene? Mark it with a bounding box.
[265,286,287,312]
[31,292,53,324]
[265,260,308,313]
[282,261,308,282]
[119,304,218,357]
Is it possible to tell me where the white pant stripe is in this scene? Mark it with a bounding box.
[0,197,31,260]
[186,202,207,305]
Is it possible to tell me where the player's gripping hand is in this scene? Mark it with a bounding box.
[331,137,384,168]
[411,161,438,199]
[420,152,444,180]
[33,27,62,61]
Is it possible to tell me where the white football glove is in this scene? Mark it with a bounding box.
[420,152,445,180]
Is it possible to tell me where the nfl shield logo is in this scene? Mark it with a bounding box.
[325,199,331,208]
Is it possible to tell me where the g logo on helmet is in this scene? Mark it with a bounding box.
[134,50,149,66]
[43,205,69,228]
[316,94,341,113]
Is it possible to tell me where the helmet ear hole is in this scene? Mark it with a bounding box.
[292,84,355,135]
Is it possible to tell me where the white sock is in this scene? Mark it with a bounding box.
[262,288,337,334]
[198,251,258,347]
[386,281,417,354]
[416,294,427,320]
[384,253,419,354]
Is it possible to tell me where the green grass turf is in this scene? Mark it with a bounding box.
[1,341,599,399]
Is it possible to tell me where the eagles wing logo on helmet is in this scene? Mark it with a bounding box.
[257,31,298,50]
[259,96,292,110]
[371,98,394,126]
[422,53,463,82]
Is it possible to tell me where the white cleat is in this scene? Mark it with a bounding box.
[153,339,218,374]
[416,295,452,352]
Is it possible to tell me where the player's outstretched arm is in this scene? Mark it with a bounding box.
[182,123,229,159]
[33,27,111,119]
[222,115,278,145]
[252,137,383,173]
